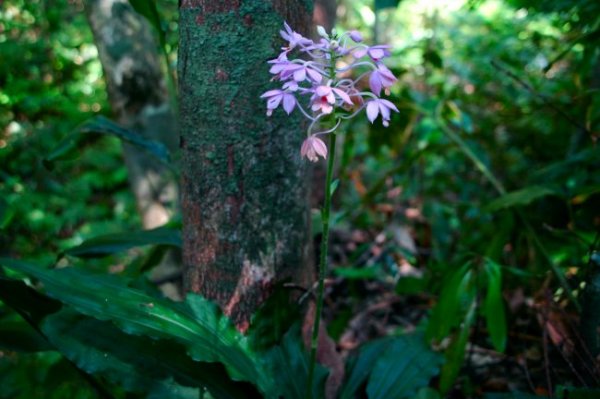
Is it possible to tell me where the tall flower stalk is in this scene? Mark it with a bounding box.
[261,23,398,397]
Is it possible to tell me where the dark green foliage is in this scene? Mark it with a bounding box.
[44,116,171,168]
[263,325,330,399]
[2,0,600,397]
[0,258,331,398]
[374,0,401,11]
[340,334,443,399]
[127,0,166,46]
[63,225,181,258]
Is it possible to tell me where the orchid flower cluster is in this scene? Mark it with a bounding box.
[261,23,399,162]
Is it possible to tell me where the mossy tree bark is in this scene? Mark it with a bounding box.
[84,0,178,230]
[178,0,313,330]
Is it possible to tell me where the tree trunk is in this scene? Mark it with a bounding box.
[313,0,336,32]
[178,1,313,330]
[84,0,178,230]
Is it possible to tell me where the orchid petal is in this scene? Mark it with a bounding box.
[369,48,385,60]
[332,88,353,105]
[369,72,382,96]
[378,101,390,121]
[267,96,282,110]
[366,101,379,123]
[306,68,323,83]
[283,94,296,114]
[380,99,399,112]
[293,68,306,82]
[260,89,281,99]
[315,85,331,97]
[312,137,328,158]
[353,48,367,58]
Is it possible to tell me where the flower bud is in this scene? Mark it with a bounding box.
[349,30,363,42]
[316,25,328,39]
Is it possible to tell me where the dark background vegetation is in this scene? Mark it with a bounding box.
[1,0,599,398]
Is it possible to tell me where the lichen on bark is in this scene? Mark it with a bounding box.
[178,0,313,329]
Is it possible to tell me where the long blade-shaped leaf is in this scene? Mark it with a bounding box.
[0,258,272,394]
[43,309,258,398]
[64,226,181,258]
[44,116,170,168]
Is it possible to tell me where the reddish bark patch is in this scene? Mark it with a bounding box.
[180,0,202,8]
[180,0,240,12]
[271,0,311,35]
[243,14,253,27]
[215,67,229,82]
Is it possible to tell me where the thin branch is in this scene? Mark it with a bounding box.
[491,59,591,136]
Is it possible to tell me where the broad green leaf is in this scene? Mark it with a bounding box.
[340,337,392,399]
[42,309,257,399]
[334,266,381,280]
[0,258,272,395]
[0,319,52,352]
[375,0,401,11]
[556,386,600,399]
[439,299,476,394]
[427,263,474,341]
[0,196,13,229]
[0,277,62,325]
[413,387,441,399]
[366,334,443,399]
[484,393,547,399]
[330,179,340,196]
[483,259,507,352]
[261,324,328,399]
[63,226,181,258]
[247,284,301,352]
[128,0,166,46]
[396,276,428,295]
[44,116,170,168]
[486,186,557,212]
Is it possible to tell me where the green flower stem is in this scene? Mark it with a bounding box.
[307,132,337,398]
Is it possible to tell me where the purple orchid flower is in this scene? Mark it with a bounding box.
[280,22,312,50]
[301,135,328,162]
[280,63,323,83]
[366,98,399,127]
[262,23,400,162]
[369,64,398,96]
[353,45,392,61]
[349,31,363,42]
[310,85,353,114]
[260,89,296,116]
